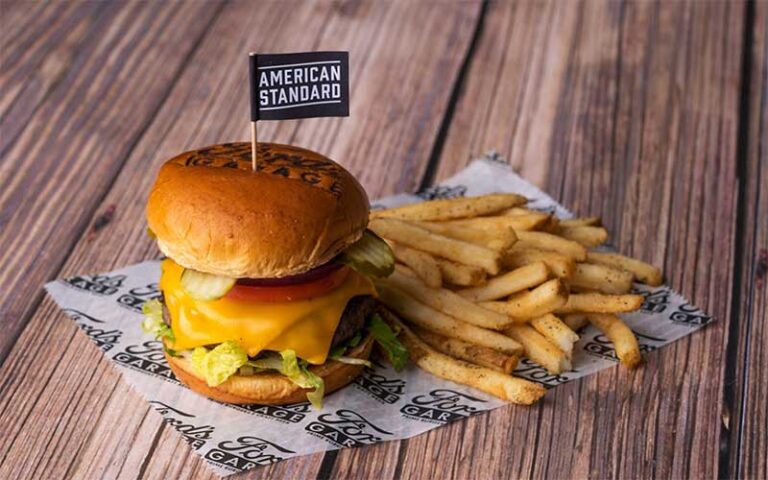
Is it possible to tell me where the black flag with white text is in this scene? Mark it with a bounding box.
[249,52,349,121]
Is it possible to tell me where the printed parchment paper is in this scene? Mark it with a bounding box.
[45,154,712,476]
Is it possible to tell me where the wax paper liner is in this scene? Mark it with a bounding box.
[45,154,712,476]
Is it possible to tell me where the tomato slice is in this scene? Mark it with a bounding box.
[224,266,350,303]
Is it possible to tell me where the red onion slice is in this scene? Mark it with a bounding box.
[236,262,344,287]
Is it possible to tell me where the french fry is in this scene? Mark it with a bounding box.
[417,220,517,252]
[435,258,487,286]
[560,216,601,228]
[515,231,587,261]
[370,218,501,274]
[370,194,660,393]
[396,263,417,277]
[570,263,633,294]
[540,216,561,233]
[529,314,579,356]
[584,313,642,368]
[555,293,643,314]
[432,216,525,233]
[568,286,599,294]
[390,243,442,288]
[413,326,519,374]
[502,208,560,232]
[380,310,546,404]
[508,215,553,231]
[377,284,523,355]
[381,267,514,330]
[480,279,568,319]
[558,226,608,248]
[475,212,551,232]
[502,207,542,216]
[365,191,660,400]
[586,251,663,286]
[561,313,589,331]
[371,194,527,221]
[503,246,575,279]
[458,262,549,302]
[505,324,571,374]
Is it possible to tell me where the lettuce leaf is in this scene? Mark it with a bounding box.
[328,331,363,359]
[279,349,303,379]
[301,364,325,409]
[368,314,408,371]
[188,345,326,407]
[141,299,174,342]
[329,332,371,367]
[247,352,283,371]
[333,356,372,368]
[347,331,362,348]
[279,350,325,409]
[328,345,345,359]
[191,341,248,387]
[164,347,181,357]
[237,365,258,376]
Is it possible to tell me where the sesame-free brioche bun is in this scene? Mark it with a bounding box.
[147,142,369,279]
[165,334,374,405]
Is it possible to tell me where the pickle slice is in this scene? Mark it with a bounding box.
[340,230,395,278]
[180,268,236,301]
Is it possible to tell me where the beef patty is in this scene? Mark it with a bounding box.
[160,295,376,352]
[330,295,376,348]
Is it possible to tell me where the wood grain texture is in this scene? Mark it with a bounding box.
[0,0,224,363]
[0,0,107,150]
[401,1,746,479]
[0,0,480,478]
[728,2,768,478]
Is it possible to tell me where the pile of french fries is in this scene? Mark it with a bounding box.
[370,194,662,405]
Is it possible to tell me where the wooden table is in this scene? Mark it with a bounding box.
[1,1,765,478]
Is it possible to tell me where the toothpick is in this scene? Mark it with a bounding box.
[251,121,258,171]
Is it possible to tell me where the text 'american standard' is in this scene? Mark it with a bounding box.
[249,51,349,121]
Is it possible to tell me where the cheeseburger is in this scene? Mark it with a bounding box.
[141,142,404,407]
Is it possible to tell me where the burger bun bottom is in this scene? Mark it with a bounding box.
[165,334,374,405]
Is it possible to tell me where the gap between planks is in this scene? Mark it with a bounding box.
[0,2,227,371]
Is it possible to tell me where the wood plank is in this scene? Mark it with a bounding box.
[0,1,108,144]
[0,1,56,40]
[0,1,224,363]
[727,1,768,478]
[0,0,481,478]
[396,1,745,479]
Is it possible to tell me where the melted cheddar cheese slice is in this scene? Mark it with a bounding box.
[160,259,375,364]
